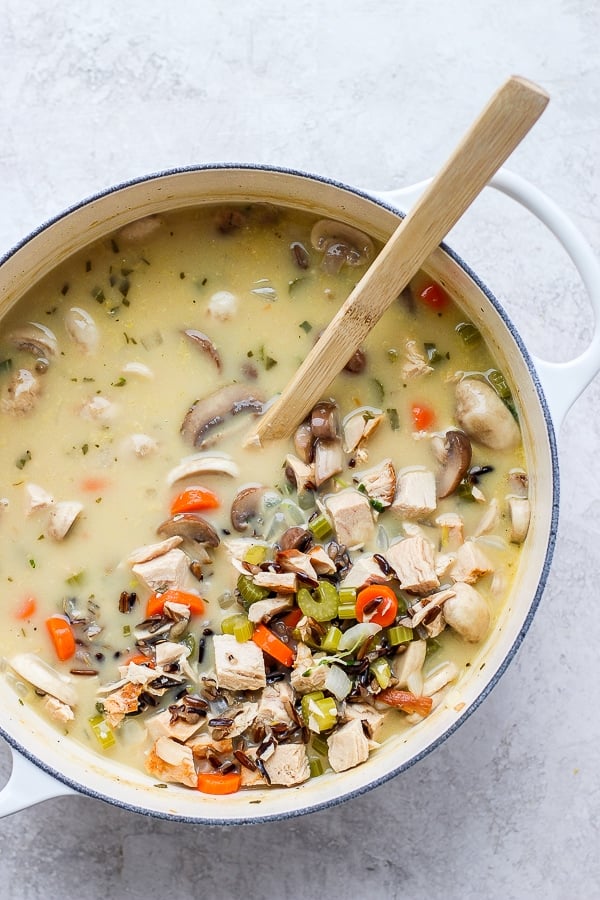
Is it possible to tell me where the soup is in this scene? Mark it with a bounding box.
[0,203,529,794]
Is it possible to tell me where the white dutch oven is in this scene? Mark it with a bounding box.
[1,165,599,823]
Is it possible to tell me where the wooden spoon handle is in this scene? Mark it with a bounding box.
[248,75,549,445]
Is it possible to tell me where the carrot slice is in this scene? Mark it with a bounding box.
[45,615,76,661]
[356,585,398,627]
[252,623,295,668]
[377,688,433,717]
[280,607,303,629]
[146,589,205,618]
[170,486,220,515]
[197,771,242,795]
[126,654,155,668]
[80,476,111,493]
[15,596,37,620]
[411,402,435,431]
[419,282,448,310]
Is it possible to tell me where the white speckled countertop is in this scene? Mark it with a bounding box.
[1,2,599,897]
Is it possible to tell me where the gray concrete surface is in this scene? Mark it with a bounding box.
[0,1,599,898]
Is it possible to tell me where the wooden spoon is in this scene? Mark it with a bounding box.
[246,75,549,446]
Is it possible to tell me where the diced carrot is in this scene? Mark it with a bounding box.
[377,688,433,717]
[170,486,220,515]
[146,588,205,618]
[80,476,111,493]
[252,623,295,668]
[46,615,76,661]
[280,607,303,629]
[15,596,37,620]
[197,771,242,795]
[411,402,435,431]
[356,584,398,627]
[126,653,155,668]
[419,282,449,310]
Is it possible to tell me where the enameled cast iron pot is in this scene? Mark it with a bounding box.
[1,165,599,823]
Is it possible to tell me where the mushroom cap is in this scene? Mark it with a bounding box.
[157,513,220,547]
[436,430,472,499]
[9,322,58,358]
[311,400,339,441]
[181,383,264,447]
[182,329,222,370]
[442,582,490,642]
[455,378,520,451]
[310,220,374,273]
[230,484,267,533]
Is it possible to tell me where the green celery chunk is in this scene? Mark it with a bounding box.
[237,574,270,604]
[302,693,337,733]
[243,545,268,565]
[386,624,413,646]
[297,581,338,622]
[337,601,357,620]
[221,613,248,635]
[233,616,253,643]
[369,657,392,689]
[321,625,342,653]
[89,714,116,751]
[308,513,333,540]
[308,756,324,778]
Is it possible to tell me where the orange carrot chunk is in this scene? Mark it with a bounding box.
[377,688,433,717]
[170,486,220,515]
[146,589,205,618]
[252,623,295,668]
[46,615,76,661]
[197,771,242,795]
[411,402,435,431]
[15,596,37,620]
[356,585,398,627]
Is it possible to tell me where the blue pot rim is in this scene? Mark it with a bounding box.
[0,162,559,825]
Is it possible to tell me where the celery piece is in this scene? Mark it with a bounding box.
[337,601,357,620]
[221,613,248,635]
[233,616,253,643]
[426,637,442,658]
[89,715,116,751]
[301,691,325,726]
[180,632,196,656]
[369,657,392,689]
[321,625,342,653]
[386,624,413,646]
[237,574,269,605]
[243,545,268,566]
[302,692,337,732]
[456,322,481,346]
[337,586,357,605]
[487,368,511,400]
[311,734,329,757]
[297,582,338,622]
[308,513,333,541]
[308,756,324,778]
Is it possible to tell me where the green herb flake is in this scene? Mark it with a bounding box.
[386,408,400,431]
[60,283,70,296]
[424,342,444,364]
[387,348,399,363]
[299,320,312,333]
[28,558,36,569]
[264,355,277,371]
[0,358,13,374]
[371,378,385,403]
[82,443,89,455]
[92,287,105,304]
[112,377,127,388]
[123,624,131,637]
[16,450,32,470]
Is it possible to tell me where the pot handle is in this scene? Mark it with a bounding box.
[371,168,600,428]
[0,745,75,817]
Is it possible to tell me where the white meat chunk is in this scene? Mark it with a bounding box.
[43,695,75,724]
[145,708,204,743]
[145,737,197,787]
[392,640,427,691]
[64,307,99,354]
[252,571,298,594]
[80,394,118,422]
[353,458,396,508]
[208,290,238,321]
[455,378,520,451]
[391,469,437,520]
[119,215,162,243]
[209,702,259,739]
[247,595,294,623]
[47,501,83,540]
[451,540,494,584]
[125,433,158,458]
[340,554,392,590]
[436,512,464,549]
[443,582,490,642]
[308,545,337,575]
[263,743,310,786]
[402,340,434,380]
[256,682,297,728]
[213,634,266,691]
[0,368,41,415]
[24,483,54,516]
[328,718,375,773]
[341,702,386,740]
[342,408,383,453]
[290,643,328,695]
[325,489,375,550]
[132,547,192,593]
[10,653,77,707]
[102,682,143,728]
[385,535,440,594]
[127,536,183,565]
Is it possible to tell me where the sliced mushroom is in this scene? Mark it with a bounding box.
[285,454,316,495]
[183,329,222,370]
[436,430,472,498]
[278,526,313,552]
[508,469,529,498]
[311,400,339,441]
[181,383,264,447]
[10,322,58,359]
[166,453,239,486]
[310,220,374,274]
[231,485,267,532]
[508,496,530,543]
[64,307,99,354]
[10,652,77,707]
[293,421,315,464]
[392,640,427,690]
[344,347,367,374]
[314,438,343,487]
[47,501,83,540]
[157,513,220,547]
[455,378,520,451]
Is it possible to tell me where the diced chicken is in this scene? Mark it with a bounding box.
[275,549,318,583]
[102,682,143,728]
[342,408,383,453]
[0,368,41,415]
[187,734,234,759]
[256,682,297,728]
[392,640,427,691]
[9,653,78,706]
[127,536,183,565]
[154,640,191,669]
[353,458,396,508]
[132,547,193,594]
[342,701,386,740]
[213,634,267,691]
[436,512,464,549]
[455,378,520,451]
[145,737,197,787]
[290,642,328,695]
[325,489,375,550]
[209,701,259,739]
[443,582,490,642]
[263,743,310,786]
[80,395,118,422]
[125,433,158,457]
[118,661,169,688]
[308,545,337,575]
[247,594,294,624]
[391,469,437,520]
[47,501,83,540]
[385,535,440,594]
[284,454,316,495]
[43,695,75,724]
[328,718,377,773]
[340,554,392,590]
[451,540,494,584]
[435,552,456,578]
[24,483,54,516]
[252,571,298,594]
[208,290,238,321]
[401,340,434,380]
[146,709,204,743]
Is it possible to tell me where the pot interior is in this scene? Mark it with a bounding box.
[0,166,557,822]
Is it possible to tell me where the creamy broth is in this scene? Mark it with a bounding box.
[0,204,528,792]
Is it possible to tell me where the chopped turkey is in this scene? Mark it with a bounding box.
[275,549,318,583]
[263,743,310,786]
[103,682,143,728]
[187,733,234,759]
[43,695,75,724]
[252,571,298,594]
[80,394,118,423]
[342,701,386,740]
[126,433,159,457]
[443,582,490,642]
[127,535,183,565]
[213,634,267,691]
[308,545,337,575]
[391,469,437,520]
[290,643,328,695]
[353,458,396,508]
[385,535,440,594]
[451,540,494,584]
[328,718,377,773]
[247,594,294,624]
[284,454,316,495]
[132,547,194,594]
[436,512,464,549]
[0,368,40,415]
[24,483,54,516]
[146,708,204,743]
[256,682,297,728]
[325,489,375,550]
[340,554,392,589]
[47,501,83,540]
[402,340,434,380]
[392,640,427,690]
[145,737,197,787]
[342,408,383,453]
[10,652,78,707]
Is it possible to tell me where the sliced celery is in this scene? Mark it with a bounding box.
[311,733,329,757]
[337,586,357,605]
[321,625,342,653]
[89,714,116,751]
[308,756,324,778]
[337,601,357,620]
[233,616,253,643]
[308,513,333,540]
[221,613,248,635]
[297,582,338,622]
[386,624,413,646]
[237,574,269,605]
[243,545,268,566]
[369,657,392,689]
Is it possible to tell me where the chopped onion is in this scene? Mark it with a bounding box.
[324,664,352,701]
